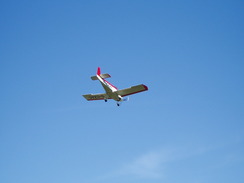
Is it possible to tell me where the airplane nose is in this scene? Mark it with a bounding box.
[118,95,123,101]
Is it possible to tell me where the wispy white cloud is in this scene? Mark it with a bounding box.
[116,149,173,179]
[98,139,244,182]
[107,144,218,180]
[119,152,162,178]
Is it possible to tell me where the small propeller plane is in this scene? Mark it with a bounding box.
[83,67,148,106]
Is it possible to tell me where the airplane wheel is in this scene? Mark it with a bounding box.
[117,103,120,106]
[105,99,107,102]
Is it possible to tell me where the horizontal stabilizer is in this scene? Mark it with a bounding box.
[91,73,111,80]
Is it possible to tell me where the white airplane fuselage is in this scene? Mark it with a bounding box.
[96,74,123,101]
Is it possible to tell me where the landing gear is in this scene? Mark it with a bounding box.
[117,103,120,106]
[105,99,107,102]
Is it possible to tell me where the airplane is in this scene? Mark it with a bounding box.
[83,67,148,106]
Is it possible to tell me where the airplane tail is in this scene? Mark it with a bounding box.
[97,67,101,76]
[91,67,111,80]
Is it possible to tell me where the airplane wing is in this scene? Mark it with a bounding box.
[83,93,111,101]
[115,84,148,97]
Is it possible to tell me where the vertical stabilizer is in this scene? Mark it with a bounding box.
[91,67,111,80]
[97,67,101,76]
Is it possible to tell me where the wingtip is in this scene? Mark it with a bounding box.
[142,84,148,90]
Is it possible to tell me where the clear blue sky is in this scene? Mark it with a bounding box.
[1,1,244,183]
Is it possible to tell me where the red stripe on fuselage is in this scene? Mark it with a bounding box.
[103,79,118,90]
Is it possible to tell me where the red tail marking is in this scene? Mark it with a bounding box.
[97,67,101,75]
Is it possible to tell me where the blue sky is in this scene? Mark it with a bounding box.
[1,1,244,182]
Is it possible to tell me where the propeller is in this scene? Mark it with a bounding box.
[118,95,129,102]
[117,96,129,106]
[122,97,129,101]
